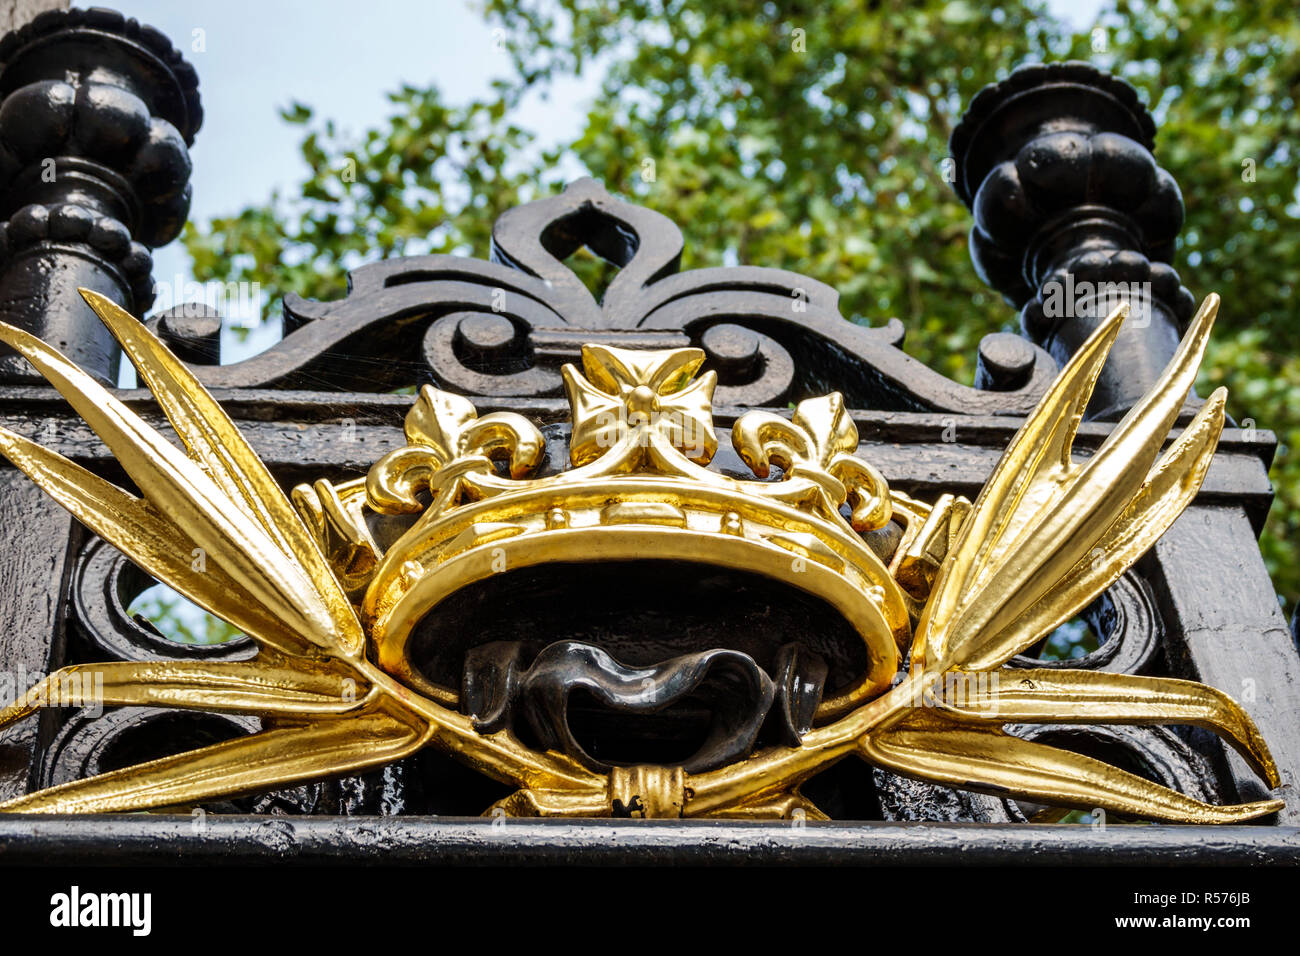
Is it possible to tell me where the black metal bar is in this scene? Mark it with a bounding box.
[0,401,1276,525]
[0,472,76,802]
[1148,506,1300,824]
[0,816,1296,865]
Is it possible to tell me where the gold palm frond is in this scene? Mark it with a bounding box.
[849,296,1282,822]
[918,296,1223,674]
[0,290,442,811]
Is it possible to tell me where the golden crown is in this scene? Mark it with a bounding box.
[295,343,963,720]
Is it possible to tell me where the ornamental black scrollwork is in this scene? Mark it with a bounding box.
[188,178,1057,414]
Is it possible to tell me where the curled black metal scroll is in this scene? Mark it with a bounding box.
[56,537,408,813]
[999,725,1225,822]
[880,570,1169,822]
[188,178,1057,413]
[880,722,1226,824]
[878,725,1216,825]
[72,537,255,663]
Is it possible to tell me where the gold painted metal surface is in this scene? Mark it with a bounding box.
[0,289,1283,823]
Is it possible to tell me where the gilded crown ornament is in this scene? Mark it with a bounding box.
[0,283,1282,823]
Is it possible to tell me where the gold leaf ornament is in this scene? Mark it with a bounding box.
[732,393,892,530]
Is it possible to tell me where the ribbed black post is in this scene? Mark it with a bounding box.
[950,62,1195,420]
[0,7,201,383]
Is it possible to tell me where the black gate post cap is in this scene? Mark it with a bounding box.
[0,7,202,382]
[949,62,1197,420]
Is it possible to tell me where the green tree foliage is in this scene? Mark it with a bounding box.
[181,0,1299,616]
[129,583,242,644]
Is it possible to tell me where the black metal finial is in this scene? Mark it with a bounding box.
[0,7,201,383]
[950,61,1196,420]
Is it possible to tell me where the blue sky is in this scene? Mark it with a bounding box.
[83,0,1103,367]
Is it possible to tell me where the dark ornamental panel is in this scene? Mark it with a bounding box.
[187,176,1060,417]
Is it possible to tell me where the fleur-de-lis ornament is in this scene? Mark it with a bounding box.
[733,393,892,531]
[368,386,544,515]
